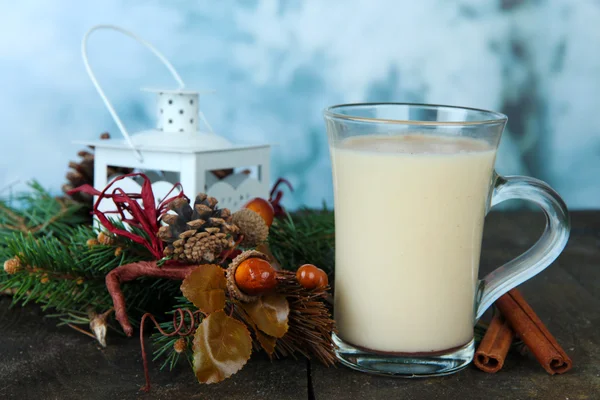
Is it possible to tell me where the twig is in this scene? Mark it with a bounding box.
[67,323,98,340]
[139,308,202,392]
[105,261,198,336]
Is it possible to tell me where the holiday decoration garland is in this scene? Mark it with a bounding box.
[1,173,334,391]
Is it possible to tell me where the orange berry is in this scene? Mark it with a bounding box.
[296,264,328,290]
[235,257,277,295]
[244,198,275,227]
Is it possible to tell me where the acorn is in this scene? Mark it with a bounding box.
[232,208,269,248]
[296,264,328,290]
[243,198,275,227]
[227,250,277,302]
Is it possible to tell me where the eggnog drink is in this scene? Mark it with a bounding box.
[332,134,496,353]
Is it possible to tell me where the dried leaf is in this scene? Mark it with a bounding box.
[192,310,252,384]
[242,294,289,338]
[181,265,226,314]
[256,330,277,355]
[236,305,277,356]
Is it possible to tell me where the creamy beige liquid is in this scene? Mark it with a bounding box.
[331,134,496,353]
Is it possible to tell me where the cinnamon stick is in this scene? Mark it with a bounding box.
[474,311,514,373]
[495,289,573,375]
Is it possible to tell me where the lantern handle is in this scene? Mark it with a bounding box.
[82,24,187,162]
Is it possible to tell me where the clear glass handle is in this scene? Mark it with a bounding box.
[475,173,570,320]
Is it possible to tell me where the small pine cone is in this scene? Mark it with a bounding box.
[232,209,269,248]
[114,247,123,257]
[87,238,99,248]
[97,232,114,246]
[177,234,233,263]
[3,257,22,275]
[159,193,238,263]
[226,250,269,303]
[195,236,219,262]
[157,225,172,241]
[163,245,174,257]
[173,338,187,353]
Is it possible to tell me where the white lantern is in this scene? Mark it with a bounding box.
[76,25,270,218]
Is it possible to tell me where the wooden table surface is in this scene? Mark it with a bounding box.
[1,211,599,399]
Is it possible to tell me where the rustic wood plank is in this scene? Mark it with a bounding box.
[310,211,600,399]
[0,295,308,400]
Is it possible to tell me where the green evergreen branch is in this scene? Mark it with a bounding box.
[268,210,335,274]
[0,189,180,328]
[2,183,338,361]
[1,227,182,326]
[0,181,87,240]
[150,297,196,371]
[151,322,193,371]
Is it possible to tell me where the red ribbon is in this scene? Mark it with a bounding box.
[68,173,188,259]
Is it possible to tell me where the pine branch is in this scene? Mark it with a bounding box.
[0,181,88,240]
[268,210,335,274]
[0,225,181,327]
[150,296,196,370]
[0,183,183,336]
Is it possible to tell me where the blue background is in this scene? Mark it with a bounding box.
[0,0,598,209]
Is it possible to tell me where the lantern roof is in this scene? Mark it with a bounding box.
[140,87,215,95]
[75,130,268,154]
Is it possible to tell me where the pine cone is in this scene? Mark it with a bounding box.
[62,132,133,206]
[159,194,239,263]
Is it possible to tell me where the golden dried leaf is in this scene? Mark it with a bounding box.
[237,305,278,356]
[256,330,277,355]
[181,265,226,314]
[242,294,289,338]
[193,310,252,384]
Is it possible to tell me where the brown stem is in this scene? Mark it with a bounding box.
[67,323,97,340]
[105,261,198,336]
[139,308,202,392]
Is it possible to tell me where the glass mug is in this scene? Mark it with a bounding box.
[324,103,569,377]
